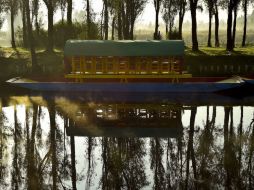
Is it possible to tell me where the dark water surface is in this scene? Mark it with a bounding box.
[1,89,254,189]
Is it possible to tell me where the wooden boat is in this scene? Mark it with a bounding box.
[6,40,254,95]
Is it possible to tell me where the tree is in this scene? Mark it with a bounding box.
[178,0,187,39]
[25,0,38,73]
[241,0,249,47]
[6,0,19,48]
[232,1,240,48]
[189,0,199,51]
[32,0,40,36]
[226,0,240,51]
[86,0,92,39]
[67,0,72,26]
[42,0,59,52]
[204,0,215,47]
[162,0,178,39]
[109,0,147,40]
[0,0,5,29]
[214,0,220,47]
[59,0,67,23]
[103,0,109,40]
[125,0,147,39]
[20,1,28,47]
[154,0,162,39]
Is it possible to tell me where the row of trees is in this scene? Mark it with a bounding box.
[0,0,253,71]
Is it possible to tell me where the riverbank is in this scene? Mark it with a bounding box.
[0,46,254,80]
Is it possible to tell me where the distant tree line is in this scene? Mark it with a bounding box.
[0,0,253,72]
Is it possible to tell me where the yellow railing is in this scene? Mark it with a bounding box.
[65,56,192,82]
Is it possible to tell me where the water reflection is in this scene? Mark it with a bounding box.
[1,95,254,189]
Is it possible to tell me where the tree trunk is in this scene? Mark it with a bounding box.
[10,7,16,48]
[47,4,54,52]
[178,14,183,40]
[242,0,247,47]
[100,4,104,40]
[190,1,199,51]
[207,9,212,47]
[104,0,109,40]
[117,2,123,40]
[111,17,115,40]
[25,0,38,73]
[227,1,233,51]
[22,2,28,48]
[130,18,135,40]
[214,3,220,47]
[166,24,168,39]
[178,1,186,40]
[70,136,77,190]
[154,0,160,40]
[34,0,40,36]
[86,0,91,39]
[67,0,72,26]
[232,6,237,48]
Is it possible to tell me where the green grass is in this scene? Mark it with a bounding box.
[185,46,254,56]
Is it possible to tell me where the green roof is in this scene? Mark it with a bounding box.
[64,40,184,57]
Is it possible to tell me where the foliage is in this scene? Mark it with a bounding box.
[162,0,178,34]
[167,28,181,40]
[54,21,100,48]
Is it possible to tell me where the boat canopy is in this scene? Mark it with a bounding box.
[64,40,185,57]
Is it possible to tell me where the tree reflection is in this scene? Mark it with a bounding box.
[247,113,254,189]
[11,106,23,190]
[198,106,217,188]
[101,137,148,189]
[0,101,9,189]
[3,97,254,189]
[85,137,96,189]
[26,104,39,190]
[185,107,197,189]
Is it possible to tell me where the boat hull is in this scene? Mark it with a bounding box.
[9,81,246,93]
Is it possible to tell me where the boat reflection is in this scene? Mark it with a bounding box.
[1,95,254,189]
[64,103,183,138]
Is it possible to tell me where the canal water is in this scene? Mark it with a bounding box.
[0,90,254,189]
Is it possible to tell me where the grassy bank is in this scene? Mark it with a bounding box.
[0,47,63,81]
[0,46,253,80]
